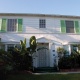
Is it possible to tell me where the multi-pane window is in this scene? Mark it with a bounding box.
[39,19,46,28]
[61,20,80,33]
[65,21,74,33]
[7,19,17,31]
[0,18,23,32]
[7,44,14,51]
[7,44,21,51]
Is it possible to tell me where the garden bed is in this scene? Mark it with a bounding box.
[60,68,80,72]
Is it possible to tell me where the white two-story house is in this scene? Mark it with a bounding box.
[0,13,80,68]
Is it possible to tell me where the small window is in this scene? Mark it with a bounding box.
[39,19,46,28]
[7,44,14,51]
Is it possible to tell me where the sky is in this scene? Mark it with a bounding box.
[0,0,80,16]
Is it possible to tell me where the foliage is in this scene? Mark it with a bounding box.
[57,47,66,58]
[0,49,13,80]
[29,36,37,54]
[29,36,37,71]
[71,49,79,56]
[0,49,13,69]
[11,36,37,71]
[57,47,65,54]
[58,55,80,69]
[58,46,80,69]
[10,37,35,71]
[11,49,32,71]
[20,38,27,53]
[0,36,37,78]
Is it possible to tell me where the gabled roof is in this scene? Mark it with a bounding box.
[37,34,80,45]
[0,13,80,19]
[37,37,62,45]
[37,37,50,43]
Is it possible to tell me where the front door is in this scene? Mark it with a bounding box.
[37,43,49,67]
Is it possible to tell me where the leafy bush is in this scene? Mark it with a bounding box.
[57,47,66,58]
[0,36,37,77]
[58,55,80,69]
[11,49,32,71]
[0,49,13,80]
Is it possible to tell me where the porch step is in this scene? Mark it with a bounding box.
[33,67,58,73]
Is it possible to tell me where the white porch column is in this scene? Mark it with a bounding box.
[5,44,7,51]
[49,42,54,67]
[68,44,71,55]
[32,52,38,68]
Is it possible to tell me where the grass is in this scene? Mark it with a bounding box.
[7,73,80,80]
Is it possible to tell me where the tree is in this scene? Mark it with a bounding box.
[20,38,28,55]
[29,36,37,55]
[13,36,37,71]
[29,36,37,71]
[13,38,32,70]
[0,36,37,73]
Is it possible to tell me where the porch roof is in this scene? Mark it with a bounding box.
[52,34,80,45]
[36,34,80,45]
[0,33,80,45]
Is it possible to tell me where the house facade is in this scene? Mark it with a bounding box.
[0,13,80,68]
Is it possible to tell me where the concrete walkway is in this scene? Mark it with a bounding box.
[33,71,80,75]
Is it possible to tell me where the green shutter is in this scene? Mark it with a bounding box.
[1,19,7,32]
[18,19,23,32]
[0,19,2,32]
[74,21,80,33]
[60,20,66,33]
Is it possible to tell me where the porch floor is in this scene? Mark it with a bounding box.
[33,67,58,73]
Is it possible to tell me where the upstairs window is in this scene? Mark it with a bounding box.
[0,18,23,32]
[39,19,46,28]
[7,19,17,31]
[65,21,74,33]
[61,20,80,33]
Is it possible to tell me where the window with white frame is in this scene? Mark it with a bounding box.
[39,19,46,28]
[7,19,17,31]
[61,20,80,33]
[7,44,14,51]
[7,44,21,51]
[65,21,74,33]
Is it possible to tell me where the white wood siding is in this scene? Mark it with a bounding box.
[23,17,61,33]
[23,17,39,33]
[21,17,80,33]
[0,16,80,34]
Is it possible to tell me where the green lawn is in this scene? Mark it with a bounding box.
[7,73,80,80]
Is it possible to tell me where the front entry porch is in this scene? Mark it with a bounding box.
[37,43,49,67]
[32,37,58,68]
